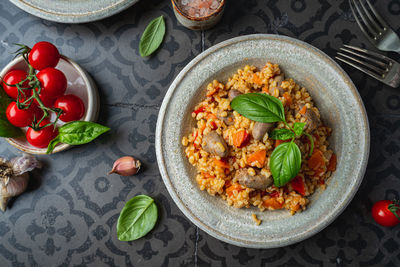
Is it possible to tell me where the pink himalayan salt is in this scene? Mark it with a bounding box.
[177,0,222,18]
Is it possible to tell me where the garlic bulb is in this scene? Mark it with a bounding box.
[0,154,41,212]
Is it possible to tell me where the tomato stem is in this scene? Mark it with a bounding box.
[388,203,400,221]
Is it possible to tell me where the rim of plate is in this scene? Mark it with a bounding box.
[9,0,139,23]
[1,55,99,155]
[155,34,370,248]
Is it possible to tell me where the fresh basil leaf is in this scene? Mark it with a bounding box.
[231,93,285,123]
[270,141,302,187]
[117,195,158,241]
[46,121,110,154]
[46,136,61,154]
[293,122,306,136]
[270,129,294,140]
[304,132,315,156]
[139,15,166,57]
[0,85,23,138]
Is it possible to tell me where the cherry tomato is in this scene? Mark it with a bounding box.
[6,102,42,127]
[36,68,67,99]
[28,42,60,70]
[35,93,56,108]
[372,200,400,227]
[2,70,31,100]
[54,94,85,122]
[26,120,58,148]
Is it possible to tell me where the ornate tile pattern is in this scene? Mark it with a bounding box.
[0,0,399,266]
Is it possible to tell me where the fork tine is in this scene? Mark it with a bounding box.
[340,47,387,69]
[351,0,379,37]
[349,0,375,42]
[337,52,385,75]
[365,0,389,30]
[335,56,383,80]
[358,0,384,33]
[343,45,392,62]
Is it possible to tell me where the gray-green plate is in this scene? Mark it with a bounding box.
[155,34,370,248]
[9,0,139,23]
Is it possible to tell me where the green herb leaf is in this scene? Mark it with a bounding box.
[46,121,110,154]
[117,195,158,241]
[139,15,166,57]
[231,93,285,123]
[304,132,315,156]
[270,129,294,140]
[0,85,23,138]
[293,122,306,136]
[270,141,302,187]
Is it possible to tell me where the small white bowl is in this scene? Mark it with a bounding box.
[0,55,100,154]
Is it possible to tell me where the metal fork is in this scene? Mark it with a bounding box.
[349,0,400,53]
[336,45,400,88]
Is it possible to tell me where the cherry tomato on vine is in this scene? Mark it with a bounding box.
[36,68,67,99]
[26,119,58,148]
[6,102,42,127]
[54,94,85,122]
[28,42,60,70]
[2,70,31,100]
[372,200,400,227]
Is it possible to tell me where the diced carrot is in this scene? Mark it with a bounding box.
[253,73,262,86]
[193,106,205,115]
[247,150,267,166]
[283,92,292,106]
[308,149,325,170]
[263,197,283,209]
[275,139,290,147]
[262,86,269,93]
[327,153,337,171]
[291,176,305,196]
[299,105,307,115]
[207,113,217,120]
[233,130,250,148]
[226,184,242,197]
[214,158,230,169]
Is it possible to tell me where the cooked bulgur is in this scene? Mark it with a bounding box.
[182,62,336,215]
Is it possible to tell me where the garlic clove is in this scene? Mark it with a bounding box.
[109,156,141,176]
[0,173,29,212]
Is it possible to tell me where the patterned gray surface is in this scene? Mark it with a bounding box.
[0,0,399,266]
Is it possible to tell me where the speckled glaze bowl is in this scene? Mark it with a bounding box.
[9,0,139,23]
[0,55,100,155]
[156,34,370,248]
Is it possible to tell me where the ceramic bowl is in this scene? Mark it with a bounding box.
[156,34,370,248]
[171,0,225,31]
[0,55,100,155]
[9,0,139,23]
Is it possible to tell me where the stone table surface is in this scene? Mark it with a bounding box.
[0,0,399,266]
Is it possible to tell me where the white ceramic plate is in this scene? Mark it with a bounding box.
[9,0,139,23]
[0,56,99,154]
[156,34,370,248]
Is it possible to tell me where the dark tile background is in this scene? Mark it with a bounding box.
[0,0,399,266]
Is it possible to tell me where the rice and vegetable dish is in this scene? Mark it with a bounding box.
[182,62,337,217]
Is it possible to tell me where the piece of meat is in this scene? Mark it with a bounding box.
[202,131,228,157]
[218,111,235,126]
[297,104,321,133]
[269,73,285,96]
[235,168,273,190]
[252,122,274,140]
[228,89,242,101]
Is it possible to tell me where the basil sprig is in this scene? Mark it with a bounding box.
[232,93,315,187]
[139,15,166,57]
[46,121,110,154]
[0,86,23,138]
[117,195,158,241]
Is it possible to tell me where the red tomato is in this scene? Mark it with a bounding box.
[372,200,400,227]
[2,70,31,99]
[36,68,67,99]
[26,120,58,148]
[28,42,60,70]
[54,94,85,122]
[35,93,56,108]
[6,102,42,127]
[291,176,305,196]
